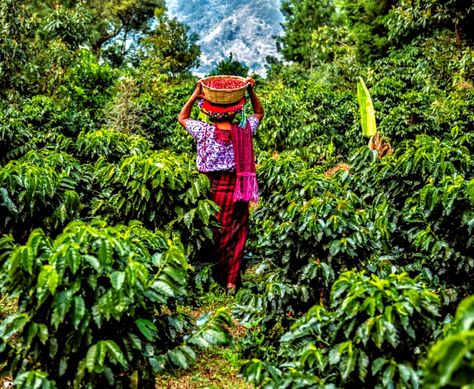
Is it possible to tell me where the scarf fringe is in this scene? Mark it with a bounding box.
[233,174,259,203]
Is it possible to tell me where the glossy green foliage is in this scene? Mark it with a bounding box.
[130,76,195,153]
[242,271,440,388]
[236,8,474,385]
[0,220,231,387]
[91,151,218,259]
[0,96,89,164]
[301,83,359,155]
[76,129,152,162]
[254,79,359,157]
[424,296,474,388]
[0,150,83,239]
[1,0,473,387]
[235,149,392,323]
[254,82,310,152]
[13,370,57,389]
[368,34,474,145]
[351,134,474,297]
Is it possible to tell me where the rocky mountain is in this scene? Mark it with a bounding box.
[166,0,284,76]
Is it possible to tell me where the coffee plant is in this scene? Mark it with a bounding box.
[241,271,440,388]
[76,129,152,162]
[0,150,83,239]
[423,295,474,388]
[90,151,218,260]
[0,220,231,387]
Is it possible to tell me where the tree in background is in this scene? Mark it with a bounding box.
[208,52,249,77]
[337,0,396,63]
[141,16,201,77]
[0,1,37,100]
[0,0,93,99]
[278,0,337,69]
[29,0,166,60]
[388,0,474,47]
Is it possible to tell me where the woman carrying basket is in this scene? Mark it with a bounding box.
[178,77,264,293]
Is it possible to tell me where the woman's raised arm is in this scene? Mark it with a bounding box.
[245,78,264,122]
[178,81,203,128]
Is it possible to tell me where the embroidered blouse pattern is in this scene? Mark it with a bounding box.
[185,116,259,173]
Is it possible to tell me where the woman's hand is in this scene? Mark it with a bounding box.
[245,77,256,90]
[178,80,204,127]
[193,80,204,99]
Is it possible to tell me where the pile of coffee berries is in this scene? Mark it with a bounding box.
[204,78,246,89]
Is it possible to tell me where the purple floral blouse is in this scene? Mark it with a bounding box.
[185,116,259,173]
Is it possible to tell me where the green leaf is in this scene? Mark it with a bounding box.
[38,323,49,344]
[180,345,196,362]
[37,265,59,301]
[202,329,229,346]
[0,187,18,213]
[398,364,411,383]
[358,350,369,381]
[73,296,86,329]
[98,239,113,267]
[372,357,387,375]
[0,313,30,341]
[455,295,474,331]
[197,200,212,226]
[104,340,129,369]
[66,246,81,275]
[110,271,125,290]
[135,319,157,341]
[128,333,142,351]
[21,246,34,275]
[152,280,175,298]
[357,77,377,138]
[51,291,73,329]
[188,335,210,348]
[382,364,396,387]
[86,344,98,372]
[169,348,188,369]
[49,338,58,358]
[14,370,56,389]
[329,346,341,365]
[84,255,100,272]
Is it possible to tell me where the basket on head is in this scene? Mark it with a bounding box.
[201,75,248,105]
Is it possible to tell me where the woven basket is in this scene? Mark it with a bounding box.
[201,75,247,105]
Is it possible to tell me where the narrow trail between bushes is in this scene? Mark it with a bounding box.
[155,292,252,389]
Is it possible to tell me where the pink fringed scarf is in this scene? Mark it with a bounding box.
[231,121,258,203]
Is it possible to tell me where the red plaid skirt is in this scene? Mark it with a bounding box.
[206,171,249,286]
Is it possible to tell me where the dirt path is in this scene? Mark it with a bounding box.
[156,292,252,389]
[155,345,252,388]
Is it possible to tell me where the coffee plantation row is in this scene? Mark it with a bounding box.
[1,0,474,387]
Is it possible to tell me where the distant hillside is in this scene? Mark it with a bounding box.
[167,0,283,75]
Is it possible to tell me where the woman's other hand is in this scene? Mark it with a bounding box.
[245,77,256,89]
[245,77,264,121]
